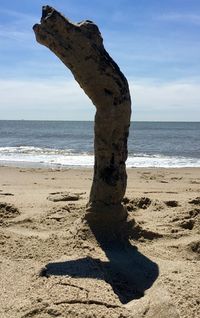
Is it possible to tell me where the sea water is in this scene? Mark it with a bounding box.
[0,121,199,168]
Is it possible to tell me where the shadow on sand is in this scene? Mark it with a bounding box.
[41,217,159,304]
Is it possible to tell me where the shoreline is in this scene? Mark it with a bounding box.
[1,164,200,171]
[0,161,200,169]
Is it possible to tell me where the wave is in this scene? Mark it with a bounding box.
[0,146,200,168]
[0,146,75,155]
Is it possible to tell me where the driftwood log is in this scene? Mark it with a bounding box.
[33,6,131,222]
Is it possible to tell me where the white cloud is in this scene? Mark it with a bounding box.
[0,79,95,120]
[129,79,200,121]
[0,78,200,121]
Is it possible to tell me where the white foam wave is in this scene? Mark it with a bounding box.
[0,146,200,168]
[0,146,74,155]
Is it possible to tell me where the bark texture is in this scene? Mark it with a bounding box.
[33,6,131,221]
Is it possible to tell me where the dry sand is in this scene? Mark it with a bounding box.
[0,166,199,318]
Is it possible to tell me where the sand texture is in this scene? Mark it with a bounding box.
[0,166,199,317]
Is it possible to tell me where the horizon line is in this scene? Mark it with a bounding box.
[0,119,200,123]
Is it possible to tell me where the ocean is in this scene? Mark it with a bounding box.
[0,121,199,168]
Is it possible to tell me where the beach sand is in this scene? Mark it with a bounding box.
[0,166,199,317]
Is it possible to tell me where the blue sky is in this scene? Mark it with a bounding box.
[0,0,200,121]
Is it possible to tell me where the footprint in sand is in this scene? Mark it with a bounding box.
[187,240,200,258]
[190,180,200,184]
[176,207,199,231]
[189,197,200,205]
[122,197,152,212]
[164,200,179,207]
[0,202,20,221]
[188,209,200,218]
[179,219,195,230]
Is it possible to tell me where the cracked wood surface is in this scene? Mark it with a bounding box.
[33,6,131,221]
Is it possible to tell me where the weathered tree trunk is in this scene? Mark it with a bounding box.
[33,6,131,222]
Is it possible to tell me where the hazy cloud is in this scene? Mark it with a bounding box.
[129,79,200,121]
[157,13,200,25]
[0,78,199,121]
